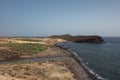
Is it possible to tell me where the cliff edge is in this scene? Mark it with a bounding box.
[50,34,104,44]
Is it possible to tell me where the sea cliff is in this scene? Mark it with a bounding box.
[50,34,104,44]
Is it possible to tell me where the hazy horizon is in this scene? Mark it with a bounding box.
[0,0,120,37]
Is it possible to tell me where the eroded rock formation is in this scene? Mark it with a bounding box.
[50,34,104,44]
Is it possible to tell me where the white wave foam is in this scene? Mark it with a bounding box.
[67,49,107,80]
[57,44,108,80]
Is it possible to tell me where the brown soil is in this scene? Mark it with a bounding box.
[0,38,67,61]
[21,47,71,59]
[0,38,67,46]
[0,57,92,80]
[0,60,75,80]
[0,49,20,61]
[0,46,70,61]
[0,47,93,80]
[0,38,93,80]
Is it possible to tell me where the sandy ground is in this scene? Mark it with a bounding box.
[0,37,67,46]
[0,60,75,80]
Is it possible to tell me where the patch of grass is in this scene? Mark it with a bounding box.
[13,66,21,71]
[25,66,31,70]
[24,71,31,75]
[0,43,46,55]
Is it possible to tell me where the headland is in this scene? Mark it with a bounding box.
[0,35,104,80]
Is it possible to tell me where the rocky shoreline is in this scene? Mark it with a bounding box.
[56,46,95,80]
[56,45,101,80]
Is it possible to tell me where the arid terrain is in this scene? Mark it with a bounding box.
[0,37,93,80]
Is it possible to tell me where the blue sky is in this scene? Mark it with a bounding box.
[0,0,120,37]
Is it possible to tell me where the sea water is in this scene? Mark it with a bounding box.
[58,37,120,80]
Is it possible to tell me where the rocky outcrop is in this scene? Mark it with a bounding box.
[50,34,104,44]
[73,36,104,43]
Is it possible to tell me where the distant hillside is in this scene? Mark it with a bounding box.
[50,34,104,43]
[50,34,75,41]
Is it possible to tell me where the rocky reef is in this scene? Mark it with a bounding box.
[50,34,104,44]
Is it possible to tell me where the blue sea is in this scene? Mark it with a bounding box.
[57,37,120,80]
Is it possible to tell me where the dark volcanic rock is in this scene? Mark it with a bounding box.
[50,34,104,44]
[74,36,104,43]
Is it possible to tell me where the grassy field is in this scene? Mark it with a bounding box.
[0,43,46,55]
[0,38,66,61]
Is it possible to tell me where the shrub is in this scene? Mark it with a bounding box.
[25,66,31,70]
[24,71,31,75]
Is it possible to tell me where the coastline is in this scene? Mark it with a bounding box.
[56,43,104,80]
[0,37,97,80]
[57,46,94,80]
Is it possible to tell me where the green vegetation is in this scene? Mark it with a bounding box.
[0,43,46,55]
[24,71,31,75]
[25,66,32,70]
[13,66,22,71]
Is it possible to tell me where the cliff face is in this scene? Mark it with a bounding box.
[74,36,104,43]
[50,34,104,44]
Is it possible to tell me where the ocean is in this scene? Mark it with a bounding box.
[57,37,120,80]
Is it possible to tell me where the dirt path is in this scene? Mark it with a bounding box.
[0,55,71,65]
